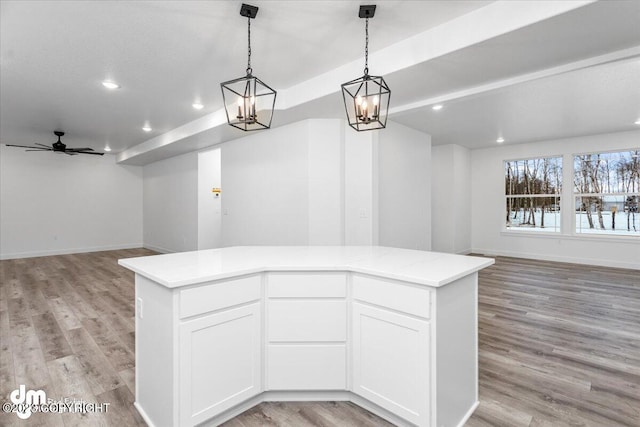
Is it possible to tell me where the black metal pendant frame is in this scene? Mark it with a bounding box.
[221,74,277,131]
[341,74,390,132]
[220,3,277,131]
[341,5,390,132]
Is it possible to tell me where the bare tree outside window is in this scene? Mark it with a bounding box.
[505,157,562,232]
[574,150,640,236]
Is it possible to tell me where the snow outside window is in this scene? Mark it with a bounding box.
[574,150,640,236]
[505,157,562,232]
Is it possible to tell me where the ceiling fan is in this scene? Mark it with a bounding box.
[6,131,104,156]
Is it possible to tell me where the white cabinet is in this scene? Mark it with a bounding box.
[129,262,482,427]
[267,344,346,390]
[179,303,261,426]
[267,299,347,342]
[352,302,431,426]
[266,272,347,391]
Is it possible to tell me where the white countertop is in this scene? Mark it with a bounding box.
[118,246,494,289]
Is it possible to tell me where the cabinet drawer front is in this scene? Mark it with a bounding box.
[267,344,346,390]
[267,273,346,298]
[268,300,347,342]
[180,275,261,318]
[353,275,431,318]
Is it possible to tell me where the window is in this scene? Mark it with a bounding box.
[505,157,562,232]
[574,150,639,236]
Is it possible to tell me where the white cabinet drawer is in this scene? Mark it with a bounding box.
[268,300,346,342]
[267,273,346,298]
[353,275,431,318]
[267,344,346,390]
[180,275,261,319]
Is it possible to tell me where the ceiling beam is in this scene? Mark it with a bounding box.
[117,0,595,165]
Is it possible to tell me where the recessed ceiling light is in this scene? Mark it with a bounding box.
[104,146,112,152]
[192,103,204,110]
[496,137,505,143]
[101,80,120,90]
[142,125,152,132]
[635,119,640,125]
[432,104,443,111]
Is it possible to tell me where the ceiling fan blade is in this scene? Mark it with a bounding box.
[35,143,52,149]
[76,151,105,156]
[67,147,94,151]
[25,149,52,152]
[6,144,42,149]
[63,151,77,156]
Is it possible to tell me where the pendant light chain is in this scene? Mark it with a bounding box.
[246,16,252,75]
[364,17,369,76]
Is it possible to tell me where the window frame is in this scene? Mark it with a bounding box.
[572,148,639,238]
[503,155,563,234]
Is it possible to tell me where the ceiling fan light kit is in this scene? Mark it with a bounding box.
[220,3,277,132]
[341,5,390,132]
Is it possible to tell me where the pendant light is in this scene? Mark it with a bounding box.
[221,4,277,131]
[341,5,390,132]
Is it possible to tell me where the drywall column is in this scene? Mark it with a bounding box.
[143,152,198,253]
[377,122,432,251]
[344,129,375,246]
[308,120,344,245]
[431,144,471,254]
[197,148,222,250]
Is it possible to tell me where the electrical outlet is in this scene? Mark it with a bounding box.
[136,297,143,319]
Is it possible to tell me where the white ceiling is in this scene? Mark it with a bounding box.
[1,0,639,163]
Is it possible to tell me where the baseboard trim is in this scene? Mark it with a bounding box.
[155,390,429,427]
[0,243,143,260]
[142,244,174,254]
[472,247,639,270]
[133,402,156,427]
[457,400,479,427]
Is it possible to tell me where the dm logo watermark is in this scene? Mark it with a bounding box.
[2,384,110,420]
[8,384,46,419]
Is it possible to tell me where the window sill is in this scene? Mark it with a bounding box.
[501,230,639,244]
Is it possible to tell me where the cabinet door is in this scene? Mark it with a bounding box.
[179,303,261,426]
[352,302,430,426]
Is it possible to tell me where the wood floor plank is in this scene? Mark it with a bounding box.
[1,249,638,427]
[48,297,83,331]
[31,312,73,362]
[11,326,50,390]
[65,327,123,395]
[96,385,146,427]
[47,355,109,427]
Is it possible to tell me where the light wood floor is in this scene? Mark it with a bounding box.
[1,250,638,426]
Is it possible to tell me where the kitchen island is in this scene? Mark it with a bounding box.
[118,246,494,427]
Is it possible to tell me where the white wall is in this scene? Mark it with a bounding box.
[143,151,197,253]
[308,120,344,245]
[221,120,313,246]
[0,145,143,259]
[377,122,432,250]
[471,130,640,269]
[432,144,471,254]
[197,148,222,250]
[142,118,432,252]
[344,129,374,245]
